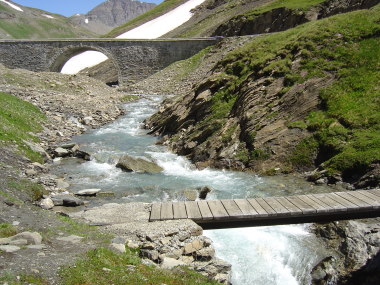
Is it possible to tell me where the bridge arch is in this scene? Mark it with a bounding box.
[49,46,121,85]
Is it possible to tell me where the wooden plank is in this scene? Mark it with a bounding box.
[256,198,277,216]
[234,199,258,216]
[328,193,359,211]
[275,197,303,215]
[197,200,214,220]
[312,193,346,212]
[221,200,245,218]
[357,190,380,203]
[150,203,161,221]
[335,192,373,210]
[185,201,202,220]
[306,195,333,211]
[173,202,187,219]
[348,191,380,209]
[368,189,380,197]
[207,200,229,219]
[298,195,329,213]
[247,198,269,217]
[263,197,290,215]
[161,202,174,220]
[286,196,316,214]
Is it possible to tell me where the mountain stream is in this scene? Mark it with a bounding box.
[52,95,334,284]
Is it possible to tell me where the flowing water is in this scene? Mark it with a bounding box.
[52,95,334,284]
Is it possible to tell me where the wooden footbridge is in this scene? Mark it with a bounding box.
[149,189,380,229]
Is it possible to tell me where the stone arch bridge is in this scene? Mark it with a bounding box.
[0,38,217,86]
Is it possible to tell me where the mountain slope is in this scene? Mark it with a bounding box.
[144,4,380,188]
[0,0,94,39]
[163,0,379,37]
[69,0,156,35]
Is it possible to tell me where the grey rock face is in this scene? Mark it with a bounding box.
[69,0,156,35]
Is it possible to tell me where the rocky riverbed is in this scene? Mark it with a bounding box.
[0,64,231,283]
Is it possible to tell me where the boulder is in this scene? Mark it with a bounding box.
[198,186,212,200]
[0,237,11,245]
[51,195,84,207]
[39,197,54,210]
[160,257,186,269]
[74,149,91,161]
[11,232,42,245]
[53,147,70,157]
[57,235,84,244]
[0,245,20,253]
[75,188,101,196]
[116,155,163,173]
[183,239,204,254]
[110,243,126,253]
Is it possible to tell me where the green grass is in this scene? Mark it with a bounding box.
[0,223,17,238]
[6,178,47,201]
[0,273,48,285]
[0,92,46,162]
[60,247,220,285]
[56,216,112,242]
[195,4,380,173]
[120,94,140,103]
[105,0,187,38]
[247,0,326,16]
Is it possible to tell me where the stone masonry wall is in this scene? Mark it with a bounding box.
[0,39,216,86]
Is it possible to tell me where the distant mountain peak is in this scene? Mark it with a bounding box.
[69,0,156,35]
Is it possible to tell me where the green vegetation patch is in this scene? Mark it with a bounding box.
[0,92,46,162]
[56,216,112,242]
[120,94,140,103]
[60,247,219,285]
[105,0,187,37]
[247,0,326,16]
[0,223,17,238]
[6,178,47,201]
[204,5,380,172]
[0,273,48,285]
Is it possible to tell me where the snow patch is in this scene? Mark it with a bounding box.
[61,0,207,74]
[118,0,206,39]
[0,0,23,12]
[42,14,54,19]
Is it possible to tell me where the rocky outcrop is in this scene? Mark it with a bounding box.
[145,64,334,173]
[213,0,379,36]
[69,0,156,35]
[71,202,232,283]
[311,219,380,284]
[116,155,164,173]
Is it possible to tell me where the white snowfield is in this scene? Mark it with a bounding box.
[0,0,23,12]
[61,0,207,74]
[42,14,54,19]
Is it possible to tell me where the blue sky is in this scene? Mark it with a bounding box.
[14,0,164,17]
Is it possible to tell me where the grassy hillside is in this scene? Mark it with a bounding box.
[146,4,380,183]
[0,92,45,162]
[0,3,94,39]
[216,4,380,177]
